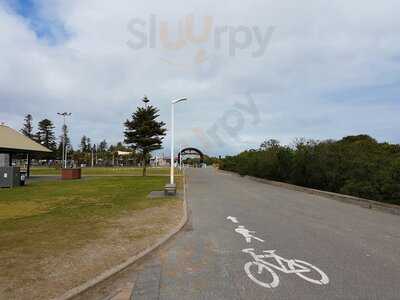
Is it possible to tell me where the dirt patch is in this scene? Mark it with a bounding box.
[0,200,183,300]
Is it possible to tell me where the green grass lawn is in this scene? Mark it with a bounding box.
[0,176,183,299]
[30,166,181,176]
[0,176,177,254]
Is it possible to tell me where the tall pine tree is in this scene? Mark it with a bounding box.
[36,119,57,150]
[58,124,72,159]
[124,97,166,176]
[21,114,34,139]
[80,136,88,152]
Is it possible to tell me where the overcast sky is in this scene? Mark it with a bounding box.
[1,0,399,156]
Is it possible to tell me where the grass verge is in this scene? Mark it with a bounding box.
[0,176,183,300]
[30,167,181,176]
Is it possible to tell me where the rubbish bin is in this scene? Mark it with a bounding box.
[20,171,27,186]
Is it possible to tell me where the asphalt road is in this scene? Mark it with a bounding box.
[132,167,400,300]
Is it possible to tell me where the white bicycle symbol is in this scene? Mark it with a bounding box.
[242,248,329,288]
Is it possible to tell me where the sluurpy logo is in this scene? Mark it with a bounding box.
[127,14,275,68]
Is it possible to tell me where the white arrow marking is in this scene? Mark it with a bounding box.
[227,216,239,223]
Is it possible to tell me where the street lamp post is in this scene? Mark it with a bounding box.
[165,98,188,195]
[57,112,72,168]
[65,144,70,167]
[179,144,182,170]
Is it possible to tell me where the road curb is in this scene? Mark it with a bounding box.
[52,173,189,300]
[218,170,400,216]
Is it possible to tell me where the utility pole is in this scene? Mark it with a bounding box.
[91,147,94,167]
[57,112,72,168]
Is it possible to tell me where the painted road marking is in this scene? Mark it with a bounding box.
[242,248,329,288]
[226,216,329,289]
[235,225,265,243]
[227,216,239,223]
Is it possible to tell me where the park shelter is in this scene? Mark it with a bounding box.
[0,124,52,177]
[112,151,134,166]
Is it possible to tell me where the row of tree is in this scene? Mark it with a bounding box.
[219,135,400,205]
[19,114,136,166]
[19,97,168,173]
[21,114,58,150]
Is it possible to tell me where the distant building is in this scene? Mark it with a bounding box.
[150,154,169,167]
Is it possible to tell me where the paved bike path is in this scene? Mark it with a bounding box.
[133,168,400,299]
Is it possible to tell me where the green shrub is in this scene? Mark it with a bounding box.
[220,136,400,205]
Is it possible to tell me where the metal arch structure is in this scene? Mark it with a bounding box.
[178,147,205,164]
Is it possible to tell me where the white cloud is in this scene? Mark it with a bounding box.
[1,0,399,156]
